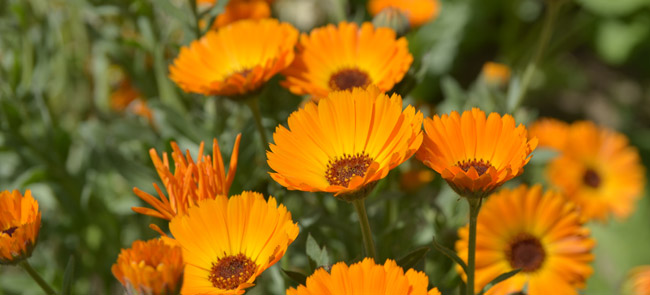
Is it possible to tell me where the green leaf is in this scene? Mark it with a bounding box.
[282,268,307,285]
[396,247,429,270]
[478,269,521,295]
[432,236,467,274]
[62,255,75,294]
[306,233,330,269]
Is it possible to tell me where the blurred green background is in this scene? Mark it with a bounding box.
[1,0,649,294]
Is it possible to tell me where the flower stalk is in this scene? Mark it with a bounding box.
[466,196,483,295]
[19,260,57,295]
[245,96,270,151]
[352,198,377,260]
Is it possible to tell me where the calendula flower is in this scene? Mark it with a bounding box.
[282,22,412,100]
[169,19,298,98]
[622,265,650,295]
[132,135,241,220]
[400,168,435,192]
[481,62,511,87]
[0,190,41,265]
[528,117,569,150]
[110,76,153,122]
[287,258,441,295]
[416,108,537,198]
[112,239,184,295]
[267,86,423,200]
[368,0,440,27]
[169,192,298,294]
[456,185,595,294]
[214,0,271,28]
[547,121,645,222]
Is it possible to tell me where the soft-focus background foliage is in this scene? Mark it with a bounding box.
[1,0,649,294]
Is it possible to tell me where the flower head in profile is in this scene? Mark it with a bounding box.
[282,22,412,100]
[267,86,423,200]
[214,0,272,28]
[0,190,41,265]
[622,265,650,295]
[133,134,241,220]
[112,239,184,295]
[287,258,441,295]
[547,121,645,222]
[528,117,569,150]
[169,192,298,294]
[456,185,595,294]
[368,0,440,27]
[170,19,298,98]
[416,108,537,198]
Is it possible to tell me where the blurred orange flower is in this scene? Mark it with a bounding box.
[456,185,594,295]
[287,258,441,295]
[547,121,645,222]
[132,134,241,220]
[267,86,423,200]
[400,168,435,192]
[0,190,41,265]
[416,108,537,198]
[169,192,298,294]
[528,117,569,150]
[112,239,184,295]
[481,62,511,86]
[214,0,271,28]
[169,19,298,97]
[368,0,440,27]
[282,22,412,100]
[110,79,153,123]
[623,265,650,295]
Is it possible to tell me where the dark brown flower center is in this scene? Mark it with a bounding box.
[326,153,373,187]
[208,253,257,290]
[506,234,546,272]
[456,159,492,176]
[328,68,371,91]
[583,168,601,188]
[236,68,252,78]
[1,226,17,237]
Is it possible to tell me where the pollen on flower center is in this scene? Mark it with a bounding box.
[1,226,17,237]
[326,153,374,187]
[208,253,257,290]
[456,159,492,176]
[329,68,371,91]
[583,168,601,188]
[506,234,546,272]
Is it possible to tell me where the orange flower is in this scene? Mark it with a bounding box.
[416,108,537,198]
[267,86,423,200]
[214,0,271,28]
[456,185,594,295]
[547,121,645,222]
[481,62,511,87]
[169,192,298,294]
[528,117,569,150]
[169,19,298,97]
[282,22,412,100]
[132,134,241,220]
[0,190,41,265]
[110,79,153,123]
[287,258,441,295]
[400,167,435,192]
[623,266,650,295]
[368,0,440,27]
[112,239,184,295]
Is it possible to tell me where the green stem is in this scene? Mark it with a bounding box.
[510,1,561,111]
[19,260,57,295]
[352,199,377,260]
[466,197,482,295]
[188,0,202,38]
[245,96,270,152]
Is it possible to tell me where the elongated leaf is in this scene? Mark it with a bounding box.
[478,269,521,295]
[306,234,330,269]
[62,255,75,294]
[282,269,307,285]
[432,237,468,274]
[396,247,429,270]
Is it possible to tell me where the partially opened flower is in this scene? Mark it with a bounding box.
[287,258,441,295]
[112,239,184,295]
[169,192,298,294]
[214,0,271,28]
[267,86,423,200]
[0,190,41,265]
[528,117,569,150]
[416,108,537,198]
[282,22,412,100]
[456,185,594,294]
[133,134,241,220]
[169,19,298,98]
[547,121,644,222]
[622,265,650,295]
[368,0,440,27]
